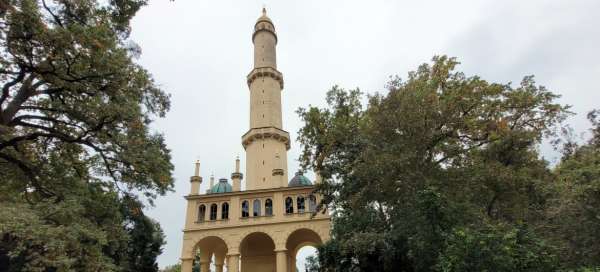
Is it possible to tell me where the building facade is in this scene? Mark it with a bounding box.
[180,9,331,272]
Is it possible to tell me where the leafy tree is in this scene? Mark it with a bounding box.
[438,224,556,272]
[297,56,569,271]
[549,109,600,269]
[0,0,173,270]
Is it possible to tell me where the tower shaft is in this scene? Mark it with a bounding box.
[243,9,289,190]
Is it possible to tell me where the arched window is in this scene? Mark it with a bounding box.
[241,201,249,218]
[285,197,294,214]
[198,204,206,222]
[221,202,229,220]
[297,196,305,213]
[210,204,218,220]
[309,195,317,213]
[253,199,261,217]
[265,198,273,216]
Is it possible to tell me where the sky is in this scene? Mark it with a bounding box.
[128,0,600,269]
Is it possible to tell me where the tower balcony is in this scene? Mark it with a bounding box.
[247,66,284,89]
[242,126,290,150]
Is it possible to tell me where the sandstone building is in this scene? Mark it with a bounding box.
[180,9,331,272]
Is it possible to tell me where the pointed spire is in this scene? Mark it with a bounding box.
[262,5,267,16]
[235,156,240,172]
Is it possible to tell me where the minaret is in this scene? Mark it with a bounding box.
[189,160,202,195]
[242,8,290,190]
[231,156,243,191]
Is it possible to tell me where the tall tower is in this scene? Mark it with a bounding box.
[242,8,290,190]
[180,10,330,272]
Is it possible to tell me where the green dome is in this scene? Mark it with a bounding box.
[210,178,232,194]
[289,171,312,187]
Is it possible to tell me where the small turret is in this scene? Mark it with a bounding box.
[206,174,215,194]
[231,156,243,191]
[189,160,202,195]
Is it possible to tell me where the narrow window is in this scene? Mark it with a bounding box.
[241,201,249,218]
[262,160,265,165]
[253,199,261,217]
[210,204,218,220]
[221,202,229,220]
[297,196,305,213]
[285,197,294,214]
[309,195,317,213]
[265,199,273,216]
[198,204,206,222]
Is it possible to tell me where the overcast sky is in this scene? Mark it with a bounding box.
[129,0,600,268]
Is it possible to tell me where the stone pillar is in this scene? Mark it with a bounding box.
[199,251,211,272]
[290,254,296,272]
[215,253,225,272]
[181,258,193,272]
[227,253,240,272]
[199,261,210,272]
[275,249,287,272]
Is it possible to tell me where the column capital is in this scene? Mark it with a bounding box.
[227,252,240,257]
[274,248,287,253]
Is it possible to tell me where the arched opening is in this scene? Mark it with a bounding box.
[221,202,229,220]
[210,203,218,220]
[240,232,276,272]
[285,197,293,214]
[253,199,261,217]
[192,236,228,272]
[295,245,318,272]
[198,204,206,222]
[297,196,305,213]
[308,195,317,213]
[286,228,323,272]
[241,200,249,218]
[265,198,273,216]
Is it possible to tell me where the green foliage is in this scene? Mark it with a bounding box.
[0,0,172,270]
[160,263,182,272]
[297,56,571,271]
[548,110,600,269]
[438,224,557,272]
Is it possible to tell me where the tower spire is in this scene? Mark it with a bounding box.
[243,10,290,190]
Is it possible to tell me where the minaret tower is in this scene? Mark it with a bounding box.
[242,8,290,190]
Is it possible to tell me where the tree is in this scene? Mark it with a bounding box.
[549,109,600,269]
[297,56,569,271]
[161,263,182,272]
[0,0,173,270]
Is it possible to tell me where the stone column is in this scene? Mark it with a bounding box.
[181,258,193,272]
[215,253,225,272]
[199,250,211,272]
[227,253,240,272]
[199,261,210,272]
[290,255,296,272]
[275,249,287,272]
